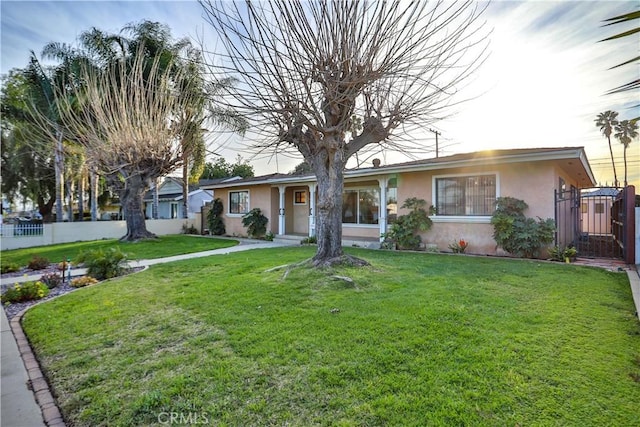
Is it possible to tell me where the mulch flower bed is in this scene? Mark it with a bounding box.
[2,265,143,320]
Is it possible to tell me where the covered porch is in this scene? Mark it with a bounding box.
[271,175,395,244]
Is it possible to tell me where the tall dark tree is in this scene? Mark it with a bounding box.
[1,67,59,220]
[32,22,203,240]
[595,110,620,187]
[200,0,489,266]
[613,119,638,186]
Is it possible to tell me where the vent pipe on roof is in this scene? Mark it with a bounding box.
[372,158,381,168]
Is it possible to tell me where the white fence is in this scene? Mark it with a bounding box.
[0,216,201,251]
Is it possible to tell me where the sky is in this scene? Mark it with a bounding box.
[1,0,638,187]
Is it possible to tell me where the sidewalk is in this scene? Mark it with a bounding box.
[1,308,47,426]
[1,239,291,427]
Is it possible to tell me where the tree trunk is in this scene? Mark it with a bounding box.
[54,128,64,222]
[65,179,74,222]
[623,145,628,187]
[309,145,369,268]
[182,161,189,219]
[152,177,159,219]
[120,174,156,241]
[607,136,618,187]
[90,167,98,221]
[77,170,85,221]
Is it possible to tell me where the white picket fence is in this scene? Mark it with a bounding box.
[0,217,201,251]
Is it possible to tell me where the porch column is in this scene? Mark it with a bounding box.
[308,183,316,237]
[278,185,286,235]
[378,177,388,242]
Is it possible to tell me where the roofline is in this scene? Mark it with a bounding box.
[201,147,597,189]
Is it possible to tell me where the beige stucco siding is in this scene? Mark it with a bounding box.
[217,184,273,237]
[392,162,561,254]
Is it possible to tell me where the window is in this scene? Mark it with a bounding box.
[595,203,605,214]
[581,203,588,214]
[387,178,398,224]
[294,190,307,205]
[435,174,496,216]
[229,191,249,214]
[170,203,179,219]
[342,188,379,224]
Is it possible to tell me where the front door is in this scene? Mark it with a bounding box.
[292,189,308,235]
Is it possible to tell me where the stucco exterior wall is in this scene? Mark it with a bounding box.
[217,184,273,237]
[396,161,561,254]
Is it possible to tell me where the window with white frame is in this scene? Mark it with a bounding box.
[435,174,496,216]
[229,190,249,214]
[342,188,380,224]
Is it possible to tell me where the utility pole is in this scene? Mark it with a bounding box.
[428,128,441,158]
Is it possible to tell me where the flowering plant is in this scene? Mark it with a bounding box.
[70,276,99,288]
[449,239,469,254]
[1,280,50,304]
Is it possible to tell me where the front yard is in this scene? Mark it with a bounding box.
[21,247,640,426]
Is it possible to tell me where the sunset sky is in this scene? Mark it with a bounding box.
[2,0,638,186]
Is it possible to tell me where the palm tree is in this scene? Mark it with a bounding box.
[614,119,638,186]
[175,70,248,218]
[595,110,620,186]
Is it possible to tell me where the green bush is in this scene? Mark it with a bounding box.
[491,197,556,258]
[207,198,226,236]
[27,255,50,270]
[242,208,268,238]
[1,263,20,274]
[548,246,577,262]
[300,235,317,245]
[1,281,49,304]
[381,198,434,250]
[39,272,63,289]
[75,247,129,280]
[181,222,199,235]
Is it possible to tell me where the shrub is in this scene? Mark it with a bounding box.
[381,198,435,250]
[265,231,275,241]
[27,255,50,270]
[70,276,99,288]
[40,272,63,289]
[491,197,556,258]
[301,235,317,245]
[207,198,226,236]
[75,247,129,280]
[548,246,578,262]
[1,281,49,304]
[449,239,469,254]
[181,222,199,235]
[1,263,20,274]
[242,208,268,238]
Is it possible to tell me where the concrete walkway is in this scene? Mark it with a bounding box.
[0,239,291,427]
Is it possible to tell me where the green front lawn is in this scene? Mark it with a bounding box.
[1,235,238,268]
[22,248,640,426]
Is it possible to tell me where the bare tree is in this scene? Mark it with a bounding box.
[200,0,489,266]
[33,45,198,240]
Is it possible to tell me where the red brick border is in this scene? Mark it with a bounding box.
[10,311,66,427]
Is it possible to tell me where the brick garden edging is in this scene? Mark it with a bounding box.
[10,309,65,427]
[5,266,149,427]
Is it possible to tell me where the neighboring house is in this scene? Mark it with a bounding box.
[580,187,619,236]
[201,147,596,255]
[144,177,214,219]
